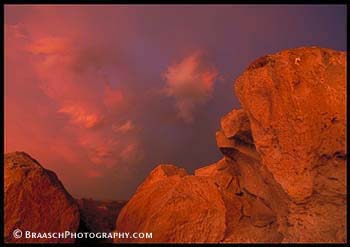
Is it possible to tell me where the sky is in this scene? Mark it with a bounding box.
[4,5,346,200]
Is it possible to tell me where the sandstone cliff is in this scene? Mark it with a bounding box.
[114,47,346,243]
[4,152,80,243]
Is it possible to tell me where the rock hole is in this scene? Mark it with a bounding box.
[235,191,244,197]
[248,55,272,70]
[334,151,346,160]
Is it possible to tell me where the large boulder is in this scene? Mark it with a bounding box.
[115,164,227,243]
[234,47,346,201]
[115,156,287,243]
[234,47,346,242]
[114,47,346,243]
[4,152,80,243]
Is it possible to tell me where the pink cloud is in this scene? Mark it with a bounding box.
[112,120,135,134]
[5,24,28,40]
[26,37,70,55]
[86,169,103,178]
[120,142,144,164]
[58,103,103,129]
[103,80,125,110]
[163,51,218,123]
[6,21,143,180]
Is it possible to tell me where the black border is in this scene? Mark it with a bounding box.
[1,2,349,246]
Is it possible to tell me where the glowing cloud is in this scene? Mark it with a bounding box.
[26,37,70,55]
[58,104,103,129]
[112,120,135,134]
[163,51,218,123]
[86,169,103,178]
[120,142,144,164]
[103,81,125,110]
[22,33,143,173]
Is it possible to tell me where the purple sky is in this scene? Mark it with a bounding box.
[5,5,346,200]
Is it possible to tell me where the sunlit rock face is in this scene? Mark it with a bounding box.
[235,47,346,202]
[114,47,346,243]
[234,47,346,242]
[4,152,80,243]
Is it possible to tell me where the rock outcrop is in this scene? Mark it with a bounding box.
[234,47,346,242]
[116,164,227,242]
[114,47,346,243]
[4,152,80,243]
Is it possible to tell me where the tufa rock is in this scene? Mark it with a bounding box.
[4,152,80,243]
[115,165,227,243]
[221,109,251,139]
[234,47,346,201]
[114,47,345,243]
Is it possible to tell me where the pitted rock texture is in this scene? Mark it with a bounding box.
[114,47,346,243]
[116,165,227,243]
[4,152,80,243]
[234,47,346,201]
[234,47,346,242]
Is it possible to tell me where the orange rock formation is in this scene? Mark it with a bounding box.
[4,152,80,243]
[4,47,345,243]
[115,47,346,243]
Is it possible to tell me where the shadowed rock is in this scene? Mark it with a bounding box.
[77,198,126,243]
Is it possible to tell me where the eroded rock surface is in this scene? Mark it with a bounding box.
[116,165,227,243]
[4,152,80,243]
[235,47,346,202]
[115,47,345,243]
[234,47,346,242]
